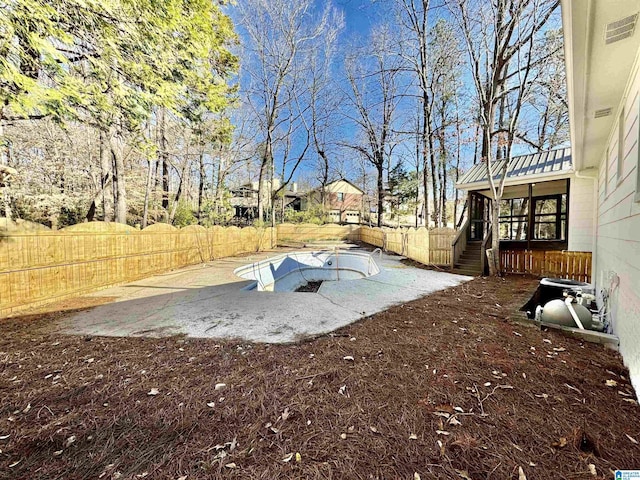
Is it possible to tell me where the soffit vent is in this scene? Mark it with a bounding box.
[594,108,612,119]
[605,13,638,44]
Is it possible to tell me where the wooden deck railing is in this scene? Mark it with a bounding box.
[500,249,592,282]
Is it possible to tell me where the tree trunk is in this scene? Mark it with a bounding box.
[142,157,154,228]
[99,129,112,222]
[428,134,438,226]
[489,198,500,275]
[258,133,273,222]
[159,108,169,217]
[376,162,384,227]
[111,135,127,224]
[421,99,430,226]
[197,152,205,222]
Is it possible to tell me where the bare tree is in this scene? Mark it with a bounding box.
[393,0,436,226]
[451,0,560,275]
[236,0,339,222]
[344,25,406,227]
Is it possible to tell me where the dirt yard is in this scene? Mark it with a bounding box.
[1,276,638,479]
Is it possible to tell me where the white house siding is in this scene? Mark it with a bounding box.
[595,51,640,393]
[568,175,596,252]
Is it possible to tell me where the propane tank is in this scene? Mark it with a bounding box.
[540,299,594,329]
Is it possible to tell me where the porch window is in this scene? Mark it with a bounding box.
[533,194,566,240]
[499,193,567,241]
[499,198,528,240]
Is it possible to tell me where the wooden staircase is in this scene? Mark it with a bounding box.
[453,241,483,276]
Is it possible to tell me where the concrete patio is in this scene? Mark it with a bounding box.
[58,247,472,343]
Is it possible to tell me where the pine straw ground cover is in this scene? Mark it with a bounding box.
[1,276,639,480]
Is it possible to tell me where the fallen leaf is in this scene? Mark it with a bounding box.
[434,412,450,419]
[0,435,9,440]
[434,404,454,414]
[535,393,549,399]
[543,339,552,344]
[564,383,581,394]
[206,402,215,408]
[436,439,444,455]
[449,417,462,426]
[605,379,618,387]
[436,430,450,436]
[65,435,76,448]
[295,452,301,462]
[177,476,187,480]
[147,388,160,396]
[626,434,639,444]
[281,407,290,421]
[343,356,354,361]
[551,437,568,448]
[553,347,566,352]
[214,383,226,391]
[86,358,95,363]
[53,450,63,456]
[409,433,418,440]
[513,332,522,337]
[588,464,597,476]
[623,398,638,405]
[518,466,527,480]
[224,462,236,469]
[282,453,294,462]
[9,460,21,468]
[414,473,421,480]
[338,385,347,395]
[23,403,31,414]
[483,382,491,387]
[340,433,347,440]
[454,406,464,413]
[455,469,471,480]
[369,426,380,434]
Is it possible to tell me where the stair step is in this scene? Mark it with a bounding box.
[453,268,482,276]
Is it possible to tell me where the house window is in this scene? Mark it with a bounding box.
[499,194,567,241]
[336,192,344,202]
[499,198,528,240]
[533,195,566,240]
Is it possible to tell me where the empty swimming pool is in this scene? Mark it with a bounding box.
[234,250,381,292]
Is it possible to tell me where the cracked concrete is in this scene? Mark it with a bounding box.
[58,248,472,343]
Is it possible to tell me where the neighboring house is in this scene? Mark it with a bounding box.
[230,179,302,220]
[561,1,640,394]
[303,179,363,224]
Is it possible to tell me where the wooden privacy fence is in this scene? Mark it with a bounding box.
[0,222,275,316]
[500,249,592,282]
[359,226,456,266]
[276,223,360,243]
[1,220,458,316]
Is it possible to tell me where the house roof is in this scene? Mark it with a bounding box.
[456,148,573,191]
[308,178,364,194]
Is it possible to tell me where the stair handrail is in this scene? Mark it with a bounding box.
[451,217,470,270]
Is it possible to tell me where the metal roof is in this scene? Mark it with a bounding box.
[456,148,572,189]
